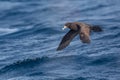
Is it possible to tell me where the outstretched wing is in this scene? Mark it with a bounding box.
[79,31,90,43]
[57,30,78,51]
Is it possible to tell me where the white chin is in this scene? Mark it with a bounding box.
[62,26,67,30]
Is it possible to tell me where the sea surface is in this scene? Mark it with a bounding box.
[0,0,120,80]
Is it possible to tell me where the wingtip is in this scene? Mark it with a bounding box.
[56,47,62,51]
[56,48,59,51]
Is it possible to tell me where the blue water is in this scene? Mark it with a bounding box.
[0,0,120,80]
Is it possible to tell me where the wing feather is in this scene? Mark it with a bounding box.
[57,30,78,51]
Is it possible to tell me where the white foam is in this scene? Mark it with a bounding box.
[0,28,19,36]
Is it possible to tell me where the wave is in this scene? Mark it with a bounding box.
[94,30,120,41]
[0,1,20,11]
[1,53,117,76]
[0,28,19,36]
[0,54,89,74]
[0,56,49,74]
[56,77,108,80]
[88,56,117,66]
[0,26,60,39]
[55,77,88,80]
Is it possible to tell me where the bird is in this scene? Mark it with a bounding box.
[57,22,102,51]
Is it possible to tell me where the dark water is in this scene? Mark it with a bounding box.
[0,0,120,80]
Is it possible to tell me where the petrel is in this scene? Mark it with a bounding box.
[57,22,102,51]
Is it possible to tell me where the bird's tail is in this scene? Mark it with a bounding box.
[90,25,103,32]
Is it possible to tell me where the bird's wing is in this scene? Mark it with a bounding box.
[75,24,90,43]
[57,30,78,51]
[79,31,90,43]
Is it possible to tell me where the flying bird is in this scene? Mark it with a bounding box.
[57,22,102,51]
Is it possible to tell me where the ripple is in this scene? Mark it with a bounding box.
[0,1,21,11]
[0,28,19,36]
[0,56,49,74]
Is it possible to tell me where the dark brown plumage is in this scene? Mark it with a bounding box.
[57,22,102,51]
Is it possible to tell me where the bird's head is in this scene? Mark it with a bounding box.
[62,23,78,31]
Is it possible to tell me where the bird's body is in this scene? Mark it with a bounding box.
[57,22,102,51]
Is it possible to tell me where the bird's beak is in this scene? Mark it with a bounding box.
[62,26,67,30]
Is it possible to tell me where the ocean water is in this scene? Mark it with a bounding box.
[0,0,120,80]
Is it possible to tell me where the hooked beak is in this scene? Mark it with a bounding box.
[62,26,67,30]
